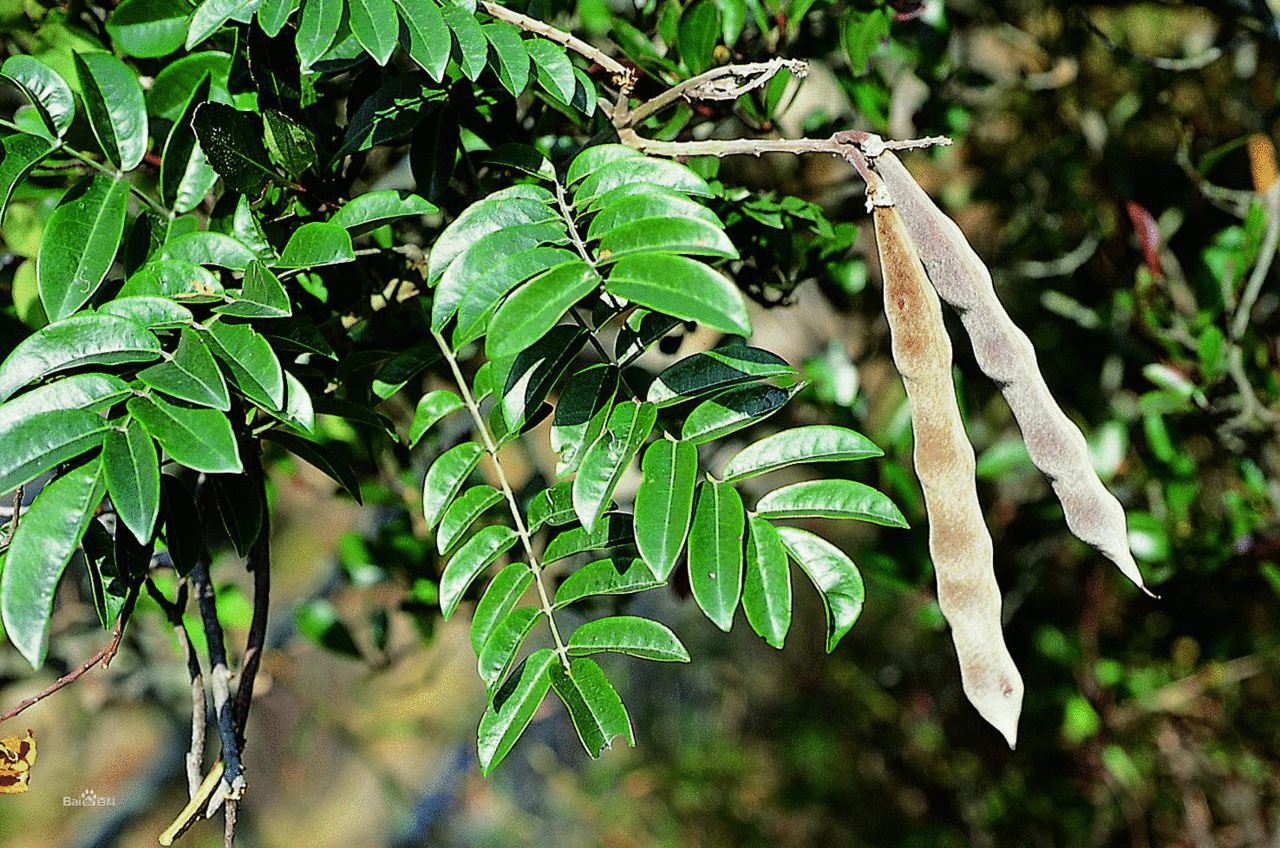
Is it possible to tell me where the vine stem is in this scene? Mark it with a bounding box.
[430,329,571,670]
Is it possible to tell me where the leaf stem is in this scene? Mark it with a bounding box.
[430,329,571,669]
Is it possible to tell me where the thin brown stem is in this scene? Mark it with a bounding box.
[478,0,633,85]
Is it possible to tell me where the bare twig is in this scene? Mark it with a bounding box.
[619,127,950,163]
[1080,11,1253,72]
[159,760,225,846]
[146,579,207,798]
[624,59,808,127]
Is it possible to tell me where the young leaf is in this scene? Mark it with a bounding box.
[681,382,797,445]
[137,326,230,410]
[551,364,617,476]
[720,425,884,482]
[439,525,518,618]
[743,515,790,648]
[37,175,130,320]
[437,484,503,555]
[0,313,161,403]
[407,389,464,447]
[486,262,602,360]
[477,649,555,775]
[646,346,793,407]
[73,52,148,171]
[754,479,907,527]
[687,481,745,631]
[606,254,750,337]
[394,0,451,81]
[566,616,690,662]
[349,0,399,64]
[1,458,106,669]
[127,395,243,475]
[572,401,657,533]
[470,563,533,655]
[776,525,864,653]
[0,409,110,496]
[102,419,161,544]
[477,606,540,691]
[550,658,634,757]
[633,439,697,580]
[422,441,484,530]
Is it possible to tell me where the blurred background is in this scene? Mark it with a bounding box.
[2,0,1279,846]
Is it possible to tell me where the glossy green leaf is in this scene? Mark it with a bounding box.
[440,4,487,80]
[687,481,744,631]
[678,0,721,74]
[37,175,130,320]
[147,53,232,125]
[614,309,683,363]
[542,513,633,564]
[550,658,634,757]
[103,419,160,544]
[596,216,737,263]
[586,189,721,240]
[498,324,588,430]
[647,346,793,408]
[633,439,697,580]
[0,313,161,403]
[281,371,316,434]
[107,0,192,58]
[437,484,503,555]
[525,481,576,532]
[395,0,451,80]
[422,441,484,530]
[339,72,446,155]
[553,558,661,609]
[136,331,227,410]
[257,0,300,35]
[478,605,540,691]
[127,395,242,474]
[0,134,54,219]
[566,616,690,662]
[606,254,750,337]
[483,23,529,96]
[470,563,533,655]
[277,222,355,268]
[574,155,713,206]
[566,145,641,186]
[477,648,555,775]
[551,364,617,476]
[754,479,907,527]
[350,0,399,64]
[215,261,291,319]
[159,231,258,272]
[2,458,105,668]
[426,185,556,281]
[720,425,884,482]
[432,224,567,331]
[261,429,364,503]
[0,409,110,496]
[187,0,257,47]
[205,321,285,410]
[681,382,797,445]
[525,38,576,104]
[776,526,864,652]
[572,401,657,533]
[440,524,518,619]
[330,190,439,235]
[297,0,342,70]
[372,344,440,400]
[743,515,790,648]
[192,102,274,195]
[119,259,223,301]
[0,374,130,432]
[1,56,75,137]
[486,262,601,360]
[73,52,148,171]
[160,74,218,215]
[453,247,579,347]
[99,296,193,330]
[407,389,464,447]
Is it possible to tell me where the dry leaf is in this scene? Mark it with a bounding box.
[0,730,36,794]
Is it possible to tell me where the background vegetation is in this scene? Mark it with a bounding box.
[1,0,1278,846]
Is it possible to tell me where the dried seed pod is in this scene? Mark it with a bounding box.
[874,183,1024,747]
[871,151,1150,595]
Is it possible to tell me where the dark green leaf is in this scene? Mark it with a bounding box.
[647,346,794,407]
[477,648,554,775]
[498,324,588,431]
[1,458,105,668]
[572,400,657,532]
[542,513,633,564]
[277,222,355,268]
[743,514,790,648]
[107,0,192,58]
[161,73,217,214]
[566,616,690,662]
[0,409,110,496]
[553,557,661,609]
[422,441,484,530]
[282,372,316,434]
[0,313,161,402]
[777,525,864,652]
[440,3,487,80]
[410,101,460,204]
[262,429,364,503]
[478,605,540,691]
[471,562,533,655]
[754,479,907,527]
[209,471,263,555]
[678,0,721,74]
[160,474,203,575]
[37,175,130,320]
[296,598,363,658]
[103,419,161,544]
[681,382,797,445]
[395,0,451,81]
[297,0,342,70]
[205,320,285,410]
[551,364,617,476]
[407,389,464,447]
[437,484,503,555]
[550,658,634,757]
[454,247,579,347]
[373,344,440,399]
[720,424,884,482]
[633,439,697,580]
[483,23,529,96]
[214,261,291,319]
[192,102,275,194]
[607,254,749,336]
[263,110,318,179]
[73,52,148,171]
[614,309,683,363]
[486,262,601,360]
[350,0,399,64]
[440,524,518,618]
[339,73,447,156]
[147,53,232,126]
[1,56,75,137]
[433,224,567,331]
[525,38,576,104]
[127,395,243,474]
[525,481,576,532]
[687,481,744,631]
[330,190,439,235]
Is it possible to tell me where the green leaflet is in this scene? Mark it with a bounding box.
[498,324,588,431]
[573,152,713,206]
[330,190,439,235]
[1,56,75,137]
[606,254,750,337]
[754,479,908,527]
[743,514,790,649]
[426,185,556,282]
[595,217,737,263]
[2,458,106,669]
[395,0,451,81]
[73,52,148,171]
[542,513,633,563]
[633,439,698,580]
[0,374,131,432]
[647,346,795,408]
[0,134,55,220]
[566,616,690,662]
[408,389,464,447]
[37,175,130,320]
[486,261,602,360]
[720,425,884,482]
[349,0,399,64]
[160,73,218,214]
[137,327,230,410]
[0,408,110,496]
[127,395,243,474]
[437,484,503,555]
[432,224,568,331]
[441,3,488,80]
[470,563,533,655]
[687,481,745,632]
[277,222,355,268]
[477,605,540,692]
[550,658,634,757]
[102,419,161,544]
[204,320,285,411]
[681,382,798,445]
[0,313,161,403]
[422,441,484,531]
[439,526,518,619]
[572,401,657,533]
[477,649,555,775]
[776,525,865,653]
[551,364,617,476]
[483,23,530,96]
[553,558,662,609]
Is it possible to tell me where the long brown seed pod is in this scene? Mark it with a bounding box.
[872,175,1024,747]
[870,150,1150,595]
